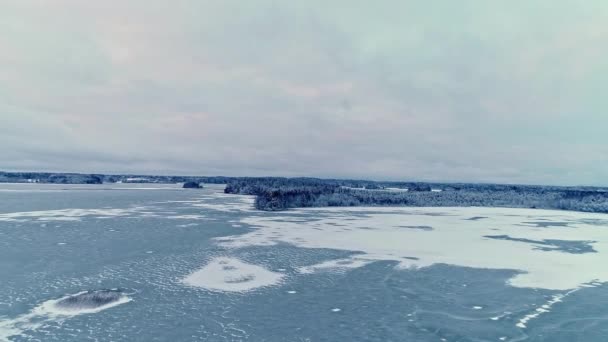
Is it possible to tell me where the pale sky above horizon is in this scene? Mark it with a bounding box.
[1,1,607,185]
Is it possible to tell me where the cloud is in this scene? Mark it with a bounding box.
[1,0,607,185]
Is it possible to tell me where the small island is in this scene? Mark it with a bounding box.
[182,181,203,189]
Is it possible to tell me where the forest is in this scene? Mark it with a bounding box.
[224,177,608,213]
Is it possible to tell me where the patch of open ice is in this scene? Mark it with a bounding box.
[181,257,284,292]
[218,206,608,290]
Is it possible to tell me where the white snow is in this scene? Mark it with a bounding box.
[298,258,373,274]
[181,257,284,292]
[217,206,608,290]
[0,208,139,222]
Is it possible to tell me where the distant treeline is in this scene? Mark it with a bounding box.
[224,177,608,214]
[3,171,608,214]
[0,171,232,185]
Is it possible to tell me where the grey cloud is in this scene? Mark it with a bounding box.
[1,1,607,185]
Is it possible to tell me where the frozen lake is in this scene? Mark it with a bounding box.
[1,183,607,341]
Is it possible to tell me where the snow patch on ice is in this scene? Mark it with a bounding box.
[218,206,608,290]
[181,257,284,292]
[298,257,373,274]
[0,208,142,222]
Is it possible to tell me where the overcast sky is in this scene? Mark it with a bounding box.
[1,1,607,185]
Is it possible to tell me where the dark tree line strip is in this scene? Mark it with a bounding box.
[224,178,608,213]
